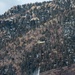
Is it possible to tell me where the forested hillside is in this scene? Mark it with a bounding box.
[0,0,75,75]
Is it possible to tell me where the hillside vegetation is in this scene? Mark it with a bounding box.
[0,0,75,75]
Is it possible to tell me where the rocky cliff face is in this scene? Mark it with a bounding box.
[0,0,75,75]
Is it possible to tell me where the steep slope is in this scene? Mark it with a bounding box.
[0,0,75,75]
[41,64,75,75]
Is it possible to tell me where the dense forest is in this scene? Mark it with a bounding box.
[0,0,75,75]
